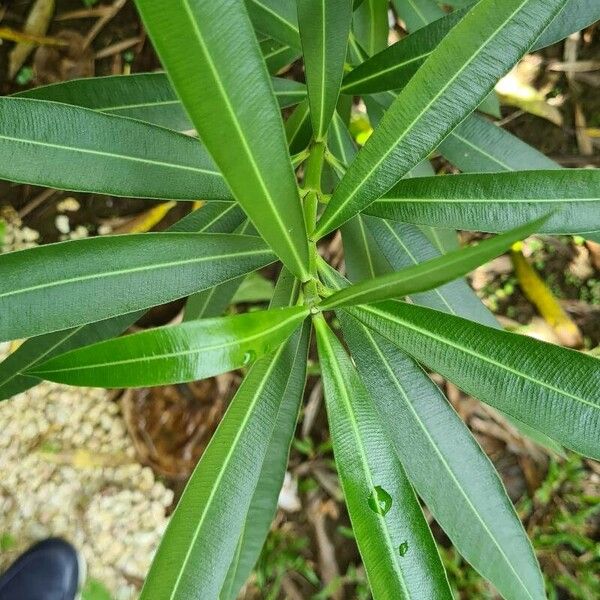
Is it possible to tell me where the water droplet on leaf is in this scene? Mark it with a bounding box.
[398,541,409,557]
[367,485,392,515]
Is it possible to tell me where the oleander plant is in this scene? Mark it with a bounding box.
[1,0,599,598]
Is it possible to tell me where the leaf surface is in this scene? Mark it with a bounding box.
[321,216,547,309]
[339,314,546,600]
[365,216,498,327]
[298,0,352,140]
[0,233,273,341]
[141,318,309,599]
[220,270,306,599]
[348,301,600,459]
[314,315,452,599]
[135,0,310,280]
[30,306,308,388]
[367,169,600,234]
[0,98,229,200]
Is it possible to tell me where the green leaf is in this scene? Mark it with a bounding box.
[135,0,310,281]
[220,270,306,599]
[298,0,353,141]
[339,314,546,600]
[353,0,389,57]
[0,233,274,342]
[365,216,499,327]
[320,216,548,309]
[367,169,600,234]
[30,306,309,388]
[342,215,393,282]
[141,319,309,599]
[0,98,230,200]
[327,112,393,283]
[16,73,305,129]
[246,0,300,49]
[439,113,559,173]
[315,0,567,237]
[342,9,465,95]
[314,315,452,599]
[261,39,302,73]
[0,201,244,399]
[348,300,600,459]
[183,219,254,322]
[533,0,600,50]
[286,98,313,154]
[391,0,444,32]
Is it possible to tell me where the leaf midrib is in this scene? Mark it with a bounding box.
[0,134,220,177]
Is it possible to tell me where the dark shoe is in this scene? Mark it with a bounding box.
[0,538,81,600]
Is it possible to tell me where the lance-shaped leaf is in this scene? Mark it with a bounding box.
[0,233,274,342]
[315,0,567,238]
[391,0,445,32]
[365,216,498,327]
[348,301,600,459]
[246,0,300,49]
[0,98,229,200]
[353,0,389,57]
[339,314,546,600]
[439,113,559,173]
[136,0,310,281]
[533,0,600,49]
[368,170,600,234]
[314,315,452,599]
[15,73,306,130]
[140,318,309,599]
[321,216,548,309]
[0,201,244,400]
[29,306,308,388]
[342,9,465,95]
[220,270,306,599]
[298,0,353,141]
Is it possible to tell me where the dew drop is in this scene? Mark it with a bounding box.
[243,350,256,365]
[398,541,409,557]
[367,485,392,516]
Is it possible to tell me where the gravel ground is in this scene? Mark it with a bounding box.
[0,216,173,599]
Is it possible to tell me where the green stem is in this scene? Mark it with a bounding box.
[303,141,326,278]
